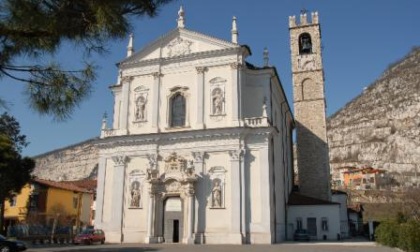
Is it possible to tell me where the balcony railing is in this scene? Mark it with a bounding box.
[100,129,127,139]
[244,116,270,127]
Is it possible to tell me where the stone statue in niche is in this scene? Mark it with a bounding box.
[135,95,147,121]
[130,181,141,208]
[212,180,222,208]
[212,88,224,115]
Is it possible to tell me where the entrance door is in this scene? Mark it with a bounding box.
[163,197,183,243]
[307,217,317,238]
[173,220,179,242]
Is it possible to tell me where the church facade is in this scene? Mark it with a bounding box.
[94,8,294,244]
[94,8,340,244]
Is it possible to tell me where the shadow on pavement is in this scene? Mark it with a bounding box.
[69,248,158,252]
[27,245,160,252]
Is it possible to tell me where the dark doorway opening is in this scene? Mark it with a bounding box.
[163,196,183,243]
[173,219,179,243]
[307,217,317,238]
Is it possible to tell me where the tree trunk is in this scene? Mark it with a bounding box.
[0,200,5,235]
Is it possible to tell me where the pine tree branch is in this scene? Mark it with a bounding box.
[0,68,38,85]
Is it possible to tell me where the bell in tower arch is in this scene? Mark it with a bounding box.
[299,33,312,54]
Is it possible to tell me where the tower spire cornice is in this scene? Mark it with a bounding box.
[177,6,185,28]
[231,16,238,44]
[127,33,134,57]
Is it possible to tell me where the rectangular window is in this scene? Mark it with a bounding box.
[321,217,329,231]
[296,217,303,230]
[73,197,78,209]
[30,195,38,208]
[10,196,17,207]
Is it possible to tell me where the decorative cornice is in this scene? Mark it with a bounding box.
[120,47,241,70]
[96,127,275,151]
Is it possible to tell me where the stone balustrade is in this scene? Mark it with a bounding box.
[244,117,270,127]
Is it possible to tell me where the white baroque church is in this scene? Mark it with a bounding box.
[94,7,340,244]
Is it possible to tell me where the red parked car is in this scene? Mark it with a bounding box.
[73,229,105,245]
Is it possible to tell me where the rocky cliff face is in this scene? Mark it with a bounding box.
[327,47,420,186]
[32,138,99,181]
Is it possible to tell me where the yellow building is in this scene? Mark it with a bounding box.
[4,178,94,234]
[3,184,32,223]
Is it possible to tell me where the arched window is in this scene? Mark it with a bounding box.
[170,93,186,127]
[299,33,312,54]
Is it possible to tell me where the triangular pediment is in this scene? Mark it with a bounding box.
[120,28,241,65]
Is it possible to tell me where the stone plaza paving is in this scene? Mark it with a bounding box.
[26,242,399,252]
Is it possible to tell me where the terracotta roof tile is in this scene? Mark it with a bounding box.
[33,178,91,193]
[62,179,97,191]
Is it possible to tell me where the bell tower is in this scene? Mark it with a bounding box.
[289,12,331,201]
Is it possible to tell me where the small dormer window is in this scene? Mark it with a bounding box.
[299,33,312,54]
[170,93,186,127]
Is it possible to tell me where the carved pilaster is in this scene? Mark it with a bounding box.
[192,151,204,163]
[183,160,196,179]
[196,67,207,129]
[121,76,134,83]
[230,62,243,126]
[147,154,157,169]
[151,72,162,131]
[184,183,195,197]
[230,62,243,70]
[112,155,128,166]
[152,72,163,79]
[146,168,159,181]
[110,154,128,234]
[229,149,245,161]
[195,66,208,74]
[148,181,161,195]
[119,74,133,133]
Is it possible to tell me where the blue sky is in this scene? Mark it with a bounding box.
[1,0,419,157]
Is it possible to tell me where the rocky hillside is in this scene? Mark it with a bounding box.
[327,47,420,187]
[32,138,99,181]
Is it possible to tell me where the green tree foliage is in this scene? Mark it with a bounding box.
[0,113,35,234]
[375,221,400,248]
[375,214,420,252]
[0,0,173,120]
[398,221,420,252]
[0,112,28,152]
